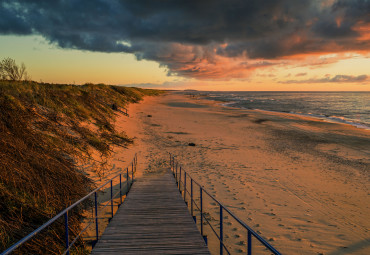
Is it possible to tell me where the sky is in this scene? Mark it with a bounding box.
[0,0,369,91]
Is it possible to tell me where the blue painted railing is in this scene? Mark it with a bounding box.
[1,154,137,255]
[170,153,282,255]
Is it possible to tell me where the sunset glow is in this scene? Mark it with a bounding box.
[0,0,369,91]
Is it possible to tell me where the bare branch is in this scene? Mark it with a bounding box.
[0,58,30,81]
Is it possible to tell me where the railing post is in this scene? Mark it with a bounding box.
[110,180,114,219]
[179,166,182,191]
[200,187,207,245]
[220,205,223,255]
[176,163,178,184]
[200,187,203,236]
[126,167,129,193]
[95,192,99,243]
[131,162,134,183]
[184,171,187,203]
[248,230,252,255]
[169,153,172,170]
[119,174,122,205]
[191,179,194,221]
[173,156,175,173]
[64,211,70,255]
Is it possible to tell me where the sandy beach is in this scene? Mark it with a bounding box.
[108,92,369,254]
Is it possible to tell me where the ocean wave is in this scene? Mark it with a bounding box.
[189,91,370,130]
[221,102,370,130]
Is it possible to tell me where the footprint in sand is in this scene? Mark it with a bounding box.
[237,241,246,246]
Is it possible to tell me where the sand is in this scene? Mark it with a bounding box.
[102,92,370,255]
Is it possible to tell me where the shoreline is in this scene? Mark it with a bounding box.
[179,91,370,130]
[121,92,370,254]
[228,105,370,131]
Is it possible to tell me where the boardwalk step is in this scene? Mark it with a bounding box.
[91,170,210,255]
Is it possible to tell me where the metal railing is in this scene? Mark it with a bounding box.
[169,153,281,255]
[1,154,138,255]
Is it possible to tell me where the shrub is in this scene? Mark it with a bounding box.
[0,58,30,81]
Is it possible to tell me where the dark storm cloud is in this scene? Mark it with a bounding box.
[312,0,370,38]
[334,0,370,23]
[0,3,32,34]
[1,0,369,78]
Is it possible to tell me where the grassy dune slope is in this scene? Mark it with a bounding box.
[0,81,162,253]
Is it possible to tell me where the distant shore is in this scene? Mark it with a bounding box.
[122,92,370,254]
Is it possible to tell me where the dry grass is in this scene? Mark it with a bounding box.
[0,81,162,253]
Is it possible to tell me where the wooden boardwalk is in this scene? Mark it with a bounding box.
[91,170,210,254]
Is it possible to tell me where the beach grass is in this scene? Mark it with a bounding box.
[0,80,162,253]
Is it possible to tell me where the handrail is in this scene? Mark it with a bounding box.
[169,153,281,255]
[1,154,138,255]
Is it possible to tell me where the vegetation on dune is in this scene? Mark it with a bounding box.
[0,58,30,81]
[0,80,163,253]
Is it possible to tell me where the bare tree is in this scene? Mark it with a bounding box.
[0,58,30,81]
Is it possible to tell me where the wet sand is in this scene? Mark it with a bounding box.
[110,92,370,254]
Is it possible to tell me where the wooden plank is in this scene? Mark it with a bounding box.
[91,170,210,254]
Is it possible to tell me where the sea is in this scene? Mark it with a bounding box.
[182,91,370,130]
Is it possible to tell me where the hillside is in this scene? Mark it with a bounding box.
[0,81,162,253]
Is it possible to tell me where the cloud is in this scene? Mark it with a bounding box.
[122,81,194,89]
[119,83,167,89]
[296,73,307,77]
[283,74,368,83]
[1,0,369,79]
[0,3,32,34]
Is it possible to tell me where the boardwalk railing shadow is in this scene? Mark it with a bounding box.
[1,154,137,255]
[169,153,282,255]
